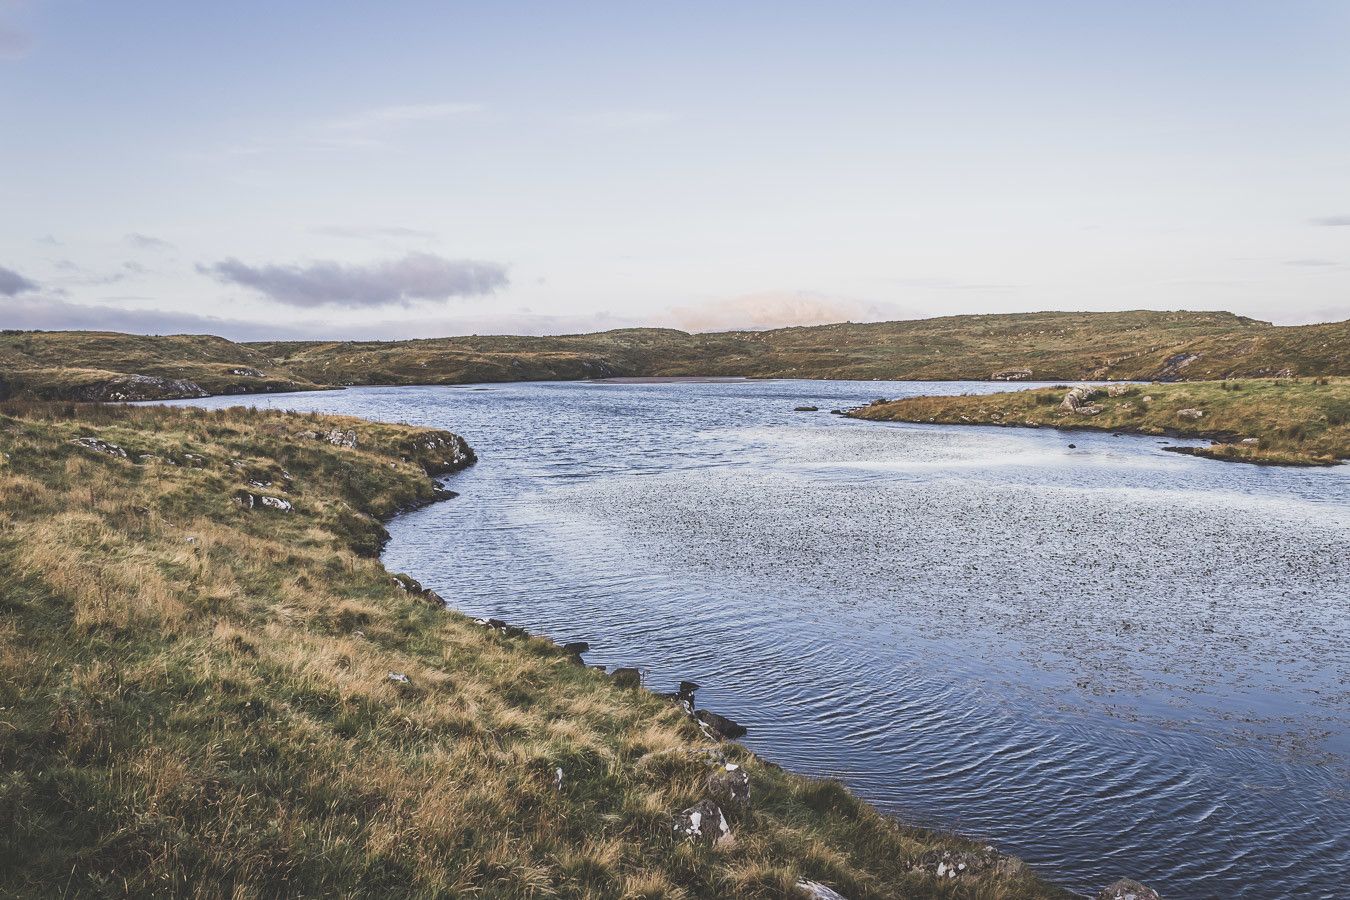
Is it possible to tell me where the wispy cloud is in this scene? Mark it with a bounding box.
[1310,215,1350,227]
[328,102,483,133]
[0,25,30,61]
[0,264,39,296]
[311,224,438,241]
[1285,258,1338,267]
[125,232,175,250]
[200,252,509,308]
[567,110,676,130]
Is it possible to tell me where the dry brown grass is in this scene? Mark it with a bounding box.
[0,402,1066,898]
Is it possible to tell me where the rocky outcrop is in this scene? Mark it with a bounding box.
[1177,408,1205,420]
[1156,352,1200,381]
[234,490,292,511]
[911,846,1026,881]
[794,405,819,412]
[706,763,751,818]
[390,572,446,607]
[991,368,1033,381]
[672,799,732,848]
[73,374,208,402]
[1060,385,1105,412]
[797,881,849,900]
[70,437,128,458]
[1097,878,1161,900]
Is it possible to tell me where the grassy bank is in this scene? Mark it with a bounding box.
[4,310,1348,402]
[0,331,320,400]
[0,402,1065,898]
[850,379,1350,466]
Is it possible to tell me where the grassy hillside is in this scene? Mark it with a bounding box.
[4,311,1347,401]
[256,310,1313,384]
[851,378,1350,466]
[0,331,319,400]
[0,402,1065,898]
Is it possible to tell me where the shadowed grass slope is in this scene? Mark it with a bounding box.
[851,378,1350,466]
[0,402,1063,899]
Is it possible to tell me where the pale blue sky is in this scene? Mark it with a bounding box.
[2,0,1348,338]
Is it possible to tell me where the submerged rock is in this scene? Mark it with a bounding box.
[1097,878,1161,900]
[794,405,820,412]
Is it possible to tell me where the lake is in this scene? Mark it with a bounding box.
[172,379,1350,898]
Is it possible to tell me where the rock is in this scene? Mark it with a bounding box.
[1141,395,1153,402]
[227,367,264,377]
[1105,383,1132,396]
[1177,408,1205,420]
[1060,384,1106,412]
[1076,404,1105,416]
[387,671,410,684]
[476,618,529,638]
[610,667,642,689]
[554,767,564,792]
[696,709,747,740]
[1096,878,1161,900]
[1157,352,1200,380]
[70,437,128,458]
[1240,437,1259,445]
[321,429,358,449]
[912,846,1025,881]
[797,881,849,900]
[794,406,819,412]
[1067,443,1077,449]
[235,491,292,511]
[671,799,732,847]
[991,368,1032,381]
[706,763,751,818]
[73,374,208,402]
[562,641,590,655]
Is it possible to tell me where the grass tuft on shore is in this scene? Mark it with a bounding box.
[0,402,1063,898]
[850,378,1350,466]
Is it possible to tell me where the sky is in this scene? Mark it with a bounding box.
[2,0,1348,339]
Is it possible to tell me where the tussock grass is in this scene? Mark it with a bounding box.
[853,378,1350,465]
[0,402,1063,898]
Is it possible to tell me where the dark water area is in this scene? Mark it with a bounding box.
[172,379,1350,898]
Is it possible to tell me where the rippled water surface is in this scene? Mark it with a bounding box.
[178,380,1350,898]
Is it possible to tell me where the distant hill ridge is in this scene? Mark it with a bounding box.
[2,310,1347,400]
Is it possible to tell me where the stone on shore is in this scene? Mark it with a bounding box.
[1097,878,1162,900]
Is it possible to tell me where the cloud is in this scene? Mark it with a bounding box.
[0,295,639,342]
[328,102,482,133]
[1310,215,1350,227]
[126,232,175,250]
[663,291,911,332]
[568,110,676,130]
[0,296,309,340]
[200,252,509,308]
[1285,258,1338,267]
[0,24,30,60]
[311,225,438,240]
[0,264,38,295]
